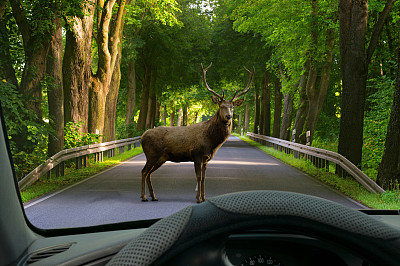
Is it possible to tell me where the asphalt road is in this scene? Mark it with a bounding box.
[24,136,366,229]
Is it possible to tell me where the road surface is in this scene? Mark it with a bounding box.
[24,136,366,229]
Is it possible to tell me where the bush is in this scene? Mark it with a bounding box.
[0,81,50,180]
[64,121,101,149]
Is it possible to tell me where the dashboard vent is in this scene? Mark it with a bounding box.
[26,243,74,264]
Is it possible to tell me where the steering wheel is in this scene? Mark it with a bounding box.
[107,191,400,265]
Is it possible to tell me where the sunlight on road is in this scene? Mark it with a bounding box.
[120,160,279,166]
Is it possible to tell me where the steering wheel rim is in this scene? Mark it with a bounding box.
[107,191,400,265]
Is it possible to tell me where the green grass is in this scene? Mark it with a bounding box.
[20,147,143,203]
[234,134,400,210]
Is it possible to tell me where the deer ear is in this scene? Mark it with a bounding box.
[233,98,244,107]
[212,95,221,105]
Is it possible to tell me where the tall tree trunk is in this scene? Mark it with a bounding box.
[177,107,183,127]
[89,0,126,137]
[104,1,129,141]
[182,104,188,126]
[125,60,136,127]
[377,25,400,189]
[170,107,175,126]
[303,28,335,145]
[244,103,250,132]
[0,0,18,88]
[260,70,271,136]
[145,76,156,129]
[293,63,309,143]
[136,64,151,131]
[162,105,167,125]
[104,52,121,141]
[272,76,283,138]
[63,0,95,132]
[47,17,64,155]
[253,84,260,133]
[155,100,161,126]
[280,93,294,140]
[338,0,395,168]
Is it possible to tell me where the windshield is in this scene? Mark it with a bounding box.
[1,0,399,230]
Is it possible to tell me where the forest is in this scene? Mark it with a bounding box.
[0,0,399,191]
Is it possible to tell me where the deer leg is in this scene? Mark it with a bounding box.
[200,162,208,202]
[194,160,202,203]
[146,157,167,201]
[141,161,153,201]
[141,157,166,201]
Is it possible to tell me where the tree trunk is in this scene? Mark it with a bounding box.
[136,64,151,131]
[170,108,175,126]
[47,17,64,155]
[177,107,183,127]
[377,25,400,189]
[280,93,294,140]
[9,0,53,121]
[104,51,121,141]
[162,105,167,125]
[63,1,95,132]
[0,1,18,88]
[104,1,129,141]
[272,76,283,138]
[293,63,309,144]
[155,100,161,126]
[88,0,126,137]
[244,103,250,132]
[260,70,271,136]
[145,81,156,129]
[183,104,188,126]
[337,0,368,168]
[338,0,395,168]
[125,60,136,127]
[303,27,335,145]
[253,84,260,133]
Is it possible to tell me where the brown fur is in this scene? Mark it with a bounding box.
[140,100,242,203]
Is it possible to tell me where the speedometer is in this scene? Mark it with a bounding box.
[240,255,281,266]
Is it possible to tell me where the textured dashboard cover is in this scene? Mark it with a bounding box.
[208,191,400,240]
[107,206,192,266]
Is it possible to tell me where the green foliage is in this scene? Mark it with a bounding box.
[64,121,102,149]
[362,76,395,180]
[0,80,50,179]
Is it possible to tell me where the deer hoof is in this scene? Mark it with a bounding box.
[151,197,158,201]
[196,198,205,203]
[141,196,148,202]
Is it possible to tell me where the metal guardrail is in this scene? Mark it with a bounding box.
[18,137,141,190]
[246,132,385,194]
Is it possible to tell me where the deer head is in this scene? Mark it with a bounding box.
[201,63,255,124]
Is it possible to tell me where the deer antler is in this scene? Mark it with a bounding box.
[231,66,255,101]
[201,63,224,100]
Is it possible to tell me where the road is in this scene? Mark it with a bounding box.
[24,136,366,229]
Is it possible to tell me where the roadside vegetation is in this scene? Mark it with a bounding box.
[235,134,400,210]
[20,147,143,203]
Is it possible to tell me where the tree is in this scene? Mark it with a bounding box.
[338,0,396,168]
[376,24,400,189]
[63,0,96,133]
[46,16,64,156]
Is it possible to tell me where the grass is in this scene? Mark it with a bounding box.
[234,134,400,210]
[20,147,143,203]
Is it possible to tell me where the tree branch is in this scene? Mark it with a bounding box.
[367,0,397,63]
[8,0,31,48]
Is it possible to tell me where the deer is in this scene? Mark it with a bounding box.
[140,63,254,203]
